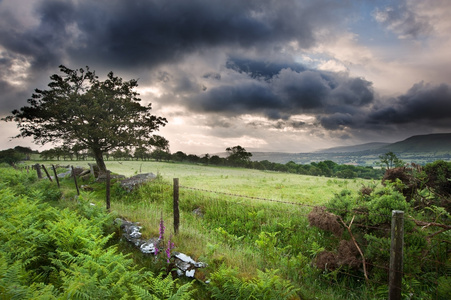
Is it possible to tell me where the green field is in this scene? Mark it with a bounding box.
[55,159,370,205]
[12,160,451,299]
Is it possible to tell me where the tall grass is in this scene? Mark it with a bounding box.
[34,159,370,205]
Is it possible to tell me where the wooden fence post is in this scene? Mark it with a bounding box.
[106,170,111,212]
[34,163,42,179]
[41,165,53,182]
[52,165,60,188]
[389,210,404,300]
[71,166,80,196]
[173,178,180,235]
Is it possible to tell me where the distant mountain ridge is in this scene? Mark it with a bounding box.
[250,133,451,165]
[315,142,390,153]
[380,133,451,153]
[314,133,451,154]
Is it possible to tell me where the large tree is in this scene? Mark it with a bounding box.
[2,65,167,173]
[226,145,252,167]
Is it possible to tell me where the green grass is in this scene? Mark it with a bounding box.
[34,159,371,205]
[22,160,380,299]
[16,159,450,299]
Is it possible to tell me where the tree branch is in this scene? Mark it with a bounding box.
[338,215,369,284]
[409,216,451,241]
[409,216,451,230]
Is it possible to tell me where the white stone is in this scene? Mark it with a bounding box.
[175,252,196,264]
[140,242,156,254]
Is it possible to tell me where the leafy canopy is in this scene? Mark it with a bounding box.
[3,65,167,171]
[226,145,252,167]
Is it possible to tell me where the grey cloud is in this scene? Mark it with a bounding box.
[40,0,323,69]
[0,1,76,71]
[196,82,280,114]
[368,82,451,127]
[190,59,375,122]
[225,58,306,80]
[0,0,352,73]
[0,80,28,115]
[317,81,451,132]
[203,72,221,80]
[372,3,432,39]
[319,113,355,130]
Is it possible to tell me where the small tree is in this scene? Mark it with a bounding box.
[379,151,404,170]
[2,65,167,173]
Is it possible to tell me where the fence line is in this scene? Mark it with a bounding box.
[176,182,401,222]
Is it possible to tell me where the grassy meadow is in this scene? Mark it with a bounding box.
[18,159,449,299]
[24,159,377,299]
[104,159,369,204]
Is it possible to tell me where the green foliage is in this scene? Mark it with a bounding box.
[207,265,300,300]
[0,148,25,165]
[255,231,292,268]
[423,160,451,210]
[226,145,253,167]
[0,167,196,299]
[0,166,37,187]
[379,151,404,169]
[326,189,356,219]
[314,176,449,298]
[437,275,451,299]
[366,185,410,225]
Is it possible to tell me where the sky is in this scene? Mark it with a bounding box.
[1,0,451,155]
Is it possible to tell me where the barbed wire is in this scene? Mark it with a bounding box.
[179,184,315,207]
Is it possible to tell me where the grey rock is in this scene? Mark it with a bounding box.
[120,173,157,191]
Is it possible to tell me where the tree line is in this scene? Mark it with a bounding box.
[0,144,382,180]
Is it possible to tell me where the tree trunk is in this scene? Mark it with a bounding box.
[92,148,107,174]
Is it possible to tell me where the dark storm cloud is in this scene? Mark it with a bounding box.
[225,58,306,80]
[192,59,375,122]
[19,0,330,70]
[0,80,28,115]
[0,0,76,71]
[196,82,281,114]
[319,113,355,130]
[368,82,451,127]
[0,0,354,115]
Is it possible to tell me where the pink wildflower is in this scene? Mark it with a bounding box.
[166,234,175,263]
[159,214,165,240]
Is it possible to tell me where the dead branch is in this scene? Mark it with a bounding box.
[409,216,451,231]
[338,215,369,284]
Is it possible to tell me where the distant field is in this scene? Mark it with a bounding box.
[37,159,372,205]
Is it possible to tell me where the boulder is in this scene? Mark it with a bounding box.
[120,173,157,191]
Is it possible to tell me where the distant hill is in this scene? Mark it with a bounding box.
[250,133,451,165]
[380,133,451,153]
[315,142,389,153]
